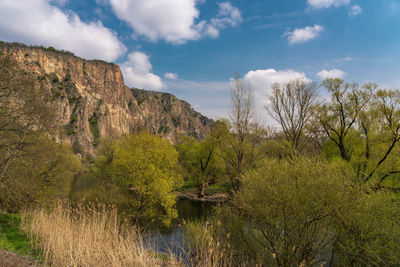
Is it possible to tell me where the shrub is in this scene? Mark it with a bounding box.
[187,157,400,266]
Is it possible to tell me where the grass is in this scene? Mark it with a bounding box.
[0,212,32,256]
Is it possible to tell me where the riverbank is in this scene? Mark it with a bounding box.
[177,191,229,202]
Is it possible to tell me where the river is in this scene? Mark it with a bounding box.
[144,199,215,260]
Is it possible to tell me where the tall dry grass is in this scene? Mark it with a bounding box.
[20,202,178,267]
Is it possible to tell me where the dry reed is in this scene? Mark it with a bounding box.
[20,202,178,267]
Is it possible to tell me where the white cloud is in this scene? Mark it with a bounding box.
[244,69,310,124]
[284,25,324,45]
[244,69,310,95]
[210,2,242,29]
[349,5,362,16]
[121,52,163,90]
[317,68,346,79]
[164,72,178,80]
[164,69,310,125]
[108,0,242,44]
[307,0,350,9]
[0,0,126,61]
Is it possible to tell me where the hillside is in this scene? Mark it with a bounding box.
[0,42,214,156]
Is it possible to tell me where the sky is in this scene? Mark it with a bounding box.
[0,0,399,124]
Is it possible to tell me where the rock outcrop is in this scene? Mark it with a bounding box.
[0,42,214,156]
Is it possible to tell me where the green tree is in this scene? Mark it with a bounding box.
[357,89,400,185]
[316,83,400,188]
[176,131,226,197]
[89,132,183,227]
[0,135,80,211]
[313,79,372,161]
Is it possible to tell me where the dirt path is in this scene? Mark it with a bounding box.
[0,249,42,267]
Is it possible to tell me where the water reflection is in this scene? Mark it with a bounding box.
[144,199,215,260]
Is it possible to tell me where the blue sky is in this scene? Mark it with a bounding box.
[0,0,399,122]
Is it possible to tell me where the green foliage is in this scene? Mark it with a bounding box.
[158,125,170,134]
[68,95,82,105]
[50,88,62,99]
[189,157,400,266]
[36,74,46,81]
[36,45,74,56]
[81,132,183,227]
[0,213,32,256]
[176,133,226,197]
[63,73,71,82]
[89,113,100,146]
[0,136,81,211]
[45,46,56,52]
[52,75,59,84]
[333,191,400,266]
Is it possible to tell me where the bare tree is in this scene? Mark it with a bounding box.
[266,79,318,153]
[219,73,258,192]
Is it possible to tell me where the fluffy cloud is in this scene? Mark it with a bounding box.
[307,0,350,9]
[164,73,178,80]
[284,25,324,45]
[244,69,310,94]
[244,69,310,124]
[121,52,163,90]
[0,0,125,61]
[317,68,346,79]
[349,5,362,16]
[163,69,310,124]
[207,2,242,37]
[108,0,242,44]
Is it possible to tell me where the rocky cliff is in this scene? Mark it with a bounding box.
[0,42,214,156]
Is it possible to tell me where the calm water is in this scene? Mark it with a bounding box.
[144,199,215,259]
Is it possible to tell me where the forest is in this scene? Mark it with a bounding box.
[1,52,400,267]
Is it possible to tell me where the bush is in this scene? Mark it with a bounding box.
[187,157,400,266]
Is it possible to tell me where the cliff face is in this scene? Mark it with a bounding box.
[0,43,214,156]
